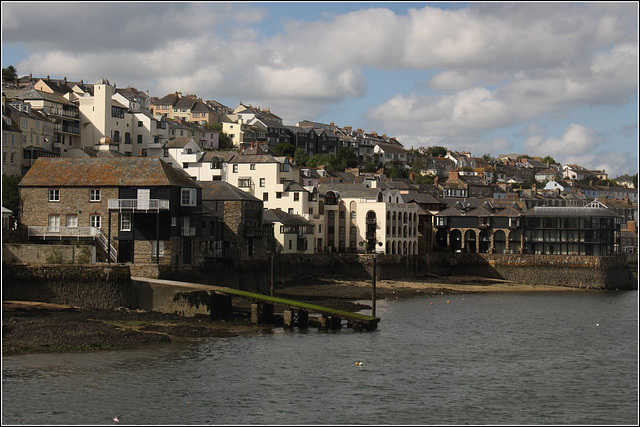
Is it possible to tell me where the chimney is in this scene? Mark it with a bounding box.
[330,121,334,127]
[409,172,415,181]
[63,76,67,85]
[382,133,387,138]
[344,126,352,133]
[372,131,377,137]
[449,170,459,180]
[47,75,50,81]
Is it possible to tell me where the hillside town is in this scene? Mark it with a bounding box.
[2,73,638,266]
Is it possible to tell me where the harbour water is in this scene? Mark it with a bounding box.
[2,291,638,425]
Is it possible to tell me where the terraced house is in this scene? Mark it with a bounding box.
[19,158,202,265]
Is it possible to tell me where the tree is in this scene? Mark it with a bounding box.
[2,65,17,83]
[2,174,22,216]
[425,145,448,157]
[217,132,235,150]
[411,156,426,173]
[273,142,297,157]
[633,173,638,188]
[335,147,358,170]
[541,155,557,165]
[387,166,409,179]
[293,148,309,167]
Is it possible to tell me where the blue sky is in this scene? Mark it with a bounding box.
[2,2,638,176]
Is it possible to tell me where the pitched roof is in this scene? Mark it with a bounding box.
[377,143,405,154]
[263,209,312,226]
[317,183,380,199]
[523,207,620,218]
[155,93,180,105]
[19,158,199,188]
[201,151,237,162]
[198,181,261,202]
[174,97,197,109]
[164,137,196,148]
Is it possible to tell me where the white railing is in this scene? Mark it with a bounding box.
[97,230,117,261]
[108,199,170,210]
[181,227,196,237]
[28,226,99,239]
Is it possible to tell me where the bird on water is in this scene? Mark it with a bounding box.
[113,413,125,424]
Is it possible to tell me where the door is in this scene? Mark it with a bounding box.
[118,240,132,263]
[48,215,60,232]
[182,237,192,264]
[137,189,150,210]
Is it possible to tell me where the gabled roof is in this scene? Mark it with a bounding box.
[376,143,405,154]
[466,206,494,217]
[19,158,199,188]
[154,93,180,105]
[401,193,442,205]
[174,97,197,109]
[317,183,380,199]
[201,151,237,162]
[435,206,464,216]
[198,181,261,202]
[493,206,523,217]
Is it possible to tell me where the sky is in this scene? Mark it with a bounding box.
[2,1,638,177]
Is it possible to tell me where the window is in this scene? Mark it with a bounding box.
[48,215,60,232]
[66,215,78,228]
[120,213,131,231]
[138,121,143,127]
[339,211,345,219]
[21,118,27,128]
[294,193,299,201]
[137,135,143,144]
[10,153,14,164]
[90,189,101,202]
[351,211,357,219]
[339,226,345,235]
[288,208,294,214]
[49,189,60,202]
[171,217,177,227]
[90,215,101,228]
[309,208,313,215]
[233,164,238,173]
[181,188,197,206]
[276,192,282,199]
[289,240,292,250]
[328,211,335,219]
[260,178,265,187]
[238,178,252,188]
[250,164,256,170]
[350,226,356,235]
[183,163,189,169]
[113,130,120,142]
[263,193,269,201]
[151,240,165,258]
[163,148,169,157]
[2,153,5,163]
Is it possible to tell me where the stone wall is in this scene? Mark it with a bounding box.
[2,263,136,308]
[423,253,636,290]
[3,243,96,264]
[134,282,210,317]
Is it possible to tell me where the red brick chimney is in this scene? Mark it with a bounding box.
[449,170,459,180]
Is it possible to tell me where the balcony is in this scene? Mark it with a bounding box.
[28,226,100,239]
[181,227,196,237]
[108,199,170,211]
[244,225,274,237]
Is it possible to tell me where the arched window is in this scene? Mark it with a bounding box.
[350,211,357,219]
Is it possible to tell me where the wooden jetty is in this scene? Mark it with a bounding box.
[131,277,380,331]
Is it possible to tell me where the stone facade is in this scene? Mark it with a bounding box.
[3,243,96,264]
[19,186,119,238]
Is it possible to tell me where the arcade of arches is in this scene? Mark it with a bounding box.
[435,228,523,254]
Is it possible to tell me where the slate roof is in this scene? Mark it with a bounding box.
[435,206,464,216]
[19,158,199,188]
[377,143,405,154]
[522,207,620,218]
[201,151,237,162]
[401,193,442,204]
[317,183,380,199]
[155,93,180,106]
[4,88,74,106]
[230,154,280,164]
[164,137,196,149]
[263,209,312,226]
[198,181,261,202]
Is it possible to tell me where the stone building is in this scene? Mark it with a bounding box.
[198,181,272,260]
[19,157,202,265]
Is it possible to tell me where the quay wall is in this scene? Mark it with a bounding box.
[1,264,136,309]
[424,253,636,290]
[3,243,96,265]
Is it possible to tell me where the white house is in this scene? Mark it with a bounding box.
[264,209,315,254]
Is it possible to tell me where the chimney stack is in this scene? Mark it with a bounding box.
[449,170,459,180]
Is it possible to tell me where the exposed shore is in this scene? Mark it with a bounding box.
[2,275,595,356]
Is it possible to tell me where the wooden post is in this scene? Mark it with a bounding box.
[131,212,135,263]
[298,310,308,329]
[330,316,342,330]
[270,253,274,297]
[318,315,329,330]
[283,309,294,329]
[251,303,261,324]
[210,292,233,320]
[372,255,377,317]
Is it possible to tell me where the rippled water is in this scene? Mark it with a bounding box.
[2,291,638,425]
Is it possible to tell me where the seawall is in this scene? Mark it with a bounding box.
[424,253,636,290]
